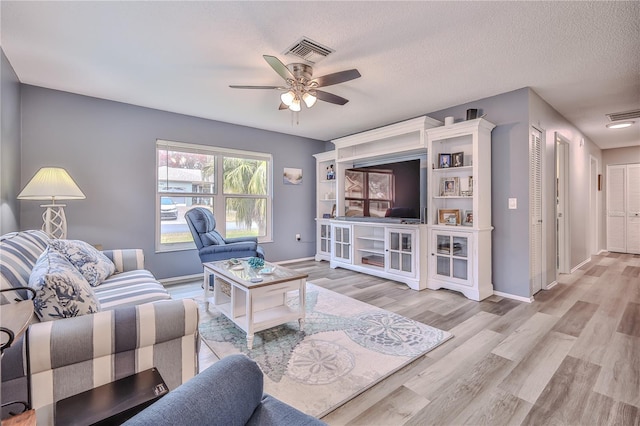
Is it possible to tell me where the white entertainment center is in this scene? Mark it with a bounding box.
[314,116,496,300]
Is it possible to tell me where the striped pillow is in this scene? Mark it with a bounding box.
[0,230,50,304]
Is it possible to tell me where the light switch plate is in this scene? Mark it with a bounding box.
[508,198,517,209]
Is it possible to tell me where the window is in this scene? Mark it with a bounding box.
[156,140,272,252]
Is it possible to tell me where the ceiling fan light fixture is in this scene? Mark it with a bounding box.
[289,97,301,112]
[606,120,634,129]
[302,91,317,108]
[280,90,296,106]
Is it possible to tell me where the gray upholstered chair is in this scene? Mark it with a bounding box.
[184,207,265,263]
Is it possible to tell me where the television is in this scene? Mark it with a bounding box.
[345,157,425,220]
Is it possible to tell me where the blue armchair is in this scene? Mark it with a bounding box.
[185,207,265,263]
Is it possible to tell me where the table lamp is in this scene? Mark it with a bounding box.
[17,167,86,239]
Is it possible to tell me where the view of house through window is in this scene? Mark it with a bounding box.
[156,140,272,251]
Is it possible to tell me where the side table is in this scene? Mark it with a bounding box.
[1,287,35,417]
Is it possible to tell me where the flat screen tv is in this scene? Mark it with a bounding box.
[345,158,423,219]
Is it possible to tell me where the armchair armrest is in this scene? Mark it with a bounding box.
[199,241,258,256]
[224,236,258,244]
[101,249,145,272]
[28,299,199,425]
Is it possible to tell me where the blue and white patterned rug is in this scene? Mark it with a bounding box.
[198,283,453,417]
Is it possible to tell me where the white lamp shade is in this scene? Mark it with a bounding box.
[280,90,296,106]
[18,167,86,201]
[289,97,301,112]
[302,92,317,108]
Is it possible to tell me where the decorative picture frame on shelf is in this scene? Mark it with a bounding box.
[441,177,459,196]
[438,209,460,225]
[459,175,473,197]
[438,153,451,168]
[463,210,473,226]
[452,152,464,167]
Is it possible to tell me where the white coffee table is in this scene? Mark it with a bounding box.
[203,259,308,349]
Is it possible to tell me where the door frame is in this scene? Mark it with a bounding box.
[530,126,546,294]
[589,155,599,255]
[555,133,570,274]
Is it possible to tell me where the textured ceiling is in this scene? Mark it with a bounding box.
[2,1,639,149]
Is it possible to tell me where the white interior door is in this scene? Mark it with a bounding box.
[530,128,544,294]
[607,165,626,252]
[627,164,640,254]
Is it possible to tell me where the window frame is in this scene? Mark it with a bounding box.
[156,139,273,253]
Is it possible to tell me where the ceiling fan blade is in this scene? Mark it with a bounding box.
[229,85,286,90]
[279,102,289,110]
[263,55,295,81]
[313,69,361,88]
[316,90,349,106]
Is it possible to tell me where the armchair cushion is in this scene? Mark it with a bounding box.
[29,247,101,321]
[49,239,115,286]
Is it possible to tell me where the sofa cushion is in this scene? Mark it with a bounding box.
[29,248,101,321]
[0,230,50,304]
[49,239,115,286]
[93,270,170,310]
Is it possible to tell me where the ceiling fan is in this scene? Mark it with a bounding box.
[230,55,361,112]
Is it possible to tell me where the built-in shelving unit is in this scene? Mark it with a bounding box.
[314,151,337,261]
[426,118,495,301]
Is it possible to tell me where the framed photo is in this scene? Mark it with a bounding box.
[440,177,459,196]
[452,152,464,167]
[438,153,451,168]
[438,209,460,225]
[463,210,473,226]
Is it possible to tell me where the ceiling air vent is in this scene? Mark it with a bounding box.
[606,109,640,121]
[284,37,334,64]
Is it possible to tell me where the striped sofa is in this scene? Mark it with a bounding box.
[0,230,199,425]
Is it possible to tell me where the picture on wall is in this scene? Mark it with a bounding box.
[283,167,302,185]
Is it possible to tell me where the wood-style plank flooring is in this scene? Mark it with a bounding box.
[167,252,640,425]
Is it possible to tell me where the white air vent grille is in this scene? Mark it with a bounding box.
[285,38,334,64]
[606,109,640,121]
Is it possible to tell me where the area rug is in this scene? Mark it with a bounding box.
[197,283,452,417]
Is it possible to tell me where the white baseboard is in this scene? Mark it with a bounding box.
[597,249,607,255]
[493,290,534,304]
[571,257,591,273]
[545,280,558,290]
[160,273,203,286]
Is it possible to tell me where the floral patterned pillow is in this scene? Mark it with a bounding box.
[49,239,115,287]
[29,248,101,321]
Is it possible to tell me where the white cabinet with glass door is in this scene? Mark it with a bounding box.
[386,228,417,278]
[315,219,332,261]
[331,223,352,265]
[313,151,337,261]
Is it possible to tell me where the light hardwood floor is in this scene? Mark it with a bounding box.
[168,252,640,425]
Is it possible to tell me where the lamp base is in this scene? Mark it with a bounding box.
[41,204,67,239]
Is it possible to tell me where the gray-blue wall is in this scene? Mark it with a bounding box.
[1,48,21,234]
[427,88,531,298]
[19,85,324,279]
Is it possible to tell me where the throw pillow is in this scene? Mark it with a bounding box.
[49,239,115,286]
[29,248,101,321]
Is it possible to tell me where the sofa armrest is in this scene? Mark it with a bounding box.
[28,299,199,425]
[101,249,145,272]
[124,354,263,426]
